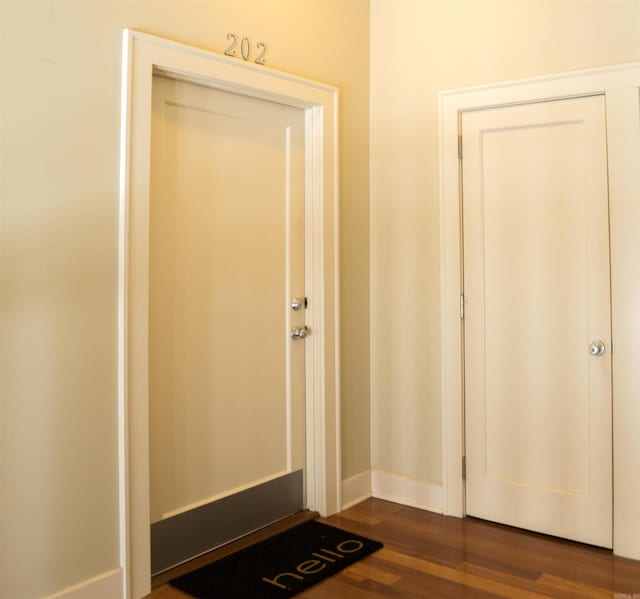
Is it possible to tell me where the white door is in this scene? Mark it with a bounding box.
[462,95,612,547]
[148,75,307,571]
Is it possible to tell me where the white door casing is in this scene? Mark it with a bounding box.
[439,63,640,560]
[462,96,612,547]
[119,30,340,599]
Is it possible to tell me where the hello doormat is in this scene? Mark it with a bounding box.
[170,520,383,598]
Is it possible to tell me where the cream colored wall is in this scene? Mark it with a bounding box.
[370,0,640,483]
[0,1,369,597]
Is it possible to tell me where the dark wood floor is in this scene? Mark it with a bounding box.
[147,498,640,598]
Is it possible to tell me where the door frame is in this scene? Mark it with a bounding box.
[439,61,640,560]
[118,30,341,599]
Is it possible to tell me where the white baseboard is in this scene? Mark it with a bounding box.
[341,470,372,510]
[371,470,443,514]
[44,568,123,599]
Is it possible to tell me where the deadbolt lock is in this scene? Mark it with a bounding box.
[291,297,308,311]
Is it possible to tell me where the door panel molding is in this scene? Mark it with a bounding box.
[119,30,340,599]
[439,62,640,560]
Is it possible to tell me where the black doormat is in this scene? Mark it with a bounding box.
[170,520,383,598]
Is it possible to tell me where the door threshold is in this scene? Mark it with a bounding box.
[150,509,319,589]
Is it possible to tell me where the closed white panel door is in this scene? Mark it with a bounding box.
[149,76,306,523]
[462,95,612,547]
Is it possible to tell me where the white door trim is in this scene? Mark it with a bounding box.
[439,61,640,560]
[118,30,341,599]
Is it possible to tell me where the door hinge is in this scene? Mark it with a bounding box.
[462,455,467,480]
[460,295,465,320]
[458,135,463,160]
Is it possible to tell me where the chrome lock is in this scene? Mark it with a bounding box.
[290,326,309,340]
[588,340,606,357]
[291,297,308,311]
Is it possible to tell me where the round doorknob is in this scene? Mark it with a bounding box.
[291,326,309,340]
[589,340,606,356]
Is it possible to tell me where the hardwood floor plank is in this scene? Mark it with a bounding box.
[301,573,392,598]
[376,547,550,599]
[346,561,402,586]
[341,568,367,583]
[344,556,509,599]
[537,573,612,599]
[458,561,601,599]
[336,509,384,526]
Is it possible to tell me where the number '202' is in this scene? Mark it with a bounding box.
[225,34,268,65]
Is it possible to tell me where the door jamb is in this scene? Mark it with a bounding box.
[118,29,341,599]
[439,61,640,560]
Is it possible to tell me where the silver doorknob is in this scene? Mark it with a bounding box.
[589,340,606,356]
[290,326,309,340]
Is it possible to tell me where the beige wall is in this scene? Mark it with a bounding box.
[0,1,369,597]
[370,0,640,483]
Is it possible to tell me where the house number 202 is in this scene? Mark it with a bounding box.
[225,33,268,65]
